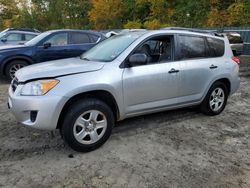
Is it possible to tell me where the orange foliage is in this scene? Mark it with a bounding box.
[88,0,124,29]
[144,19,161,29]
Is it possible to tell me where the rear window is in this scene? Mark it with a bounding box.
[207,37,225,57]
[178,35,207,59]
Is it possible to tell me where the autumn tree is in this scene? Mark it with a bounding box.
[226,0,250,26]
[0,0,19,29]
[207,0,234,27]
[124,20,142,29]
[1,0,250,31]
[88,0,124,29]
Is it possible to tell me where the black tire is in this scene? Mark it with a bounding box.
[5,60,28,81]
[61,98,114,152]
[200,81,229,116]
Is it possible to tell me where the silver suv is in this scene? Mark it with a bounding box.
[8,29,240,152]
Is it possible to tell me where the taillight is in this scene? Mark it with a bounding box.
[232,56,240,65]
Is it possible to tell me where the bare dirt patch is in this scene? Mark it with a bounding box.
[0,57,250,188]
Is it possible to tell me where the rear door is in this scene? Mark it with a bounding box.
[68,32,97,57]
[176,35,224,104]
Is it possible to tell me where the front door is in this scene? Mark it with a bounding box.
[122,35,180,115]
[35,32,70,62]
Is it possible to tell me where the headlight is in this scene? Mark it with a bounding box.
[21,79,59,96]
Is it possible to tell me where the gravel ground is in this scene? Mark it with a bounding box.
[0,56,250,188]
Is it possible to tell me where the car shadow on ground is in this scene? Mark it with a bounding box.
[113,107,200,134]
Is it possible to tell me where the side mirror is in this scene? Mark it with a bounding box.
[128,53,148,67]
[1,38,7,43]
[43,42,51,49]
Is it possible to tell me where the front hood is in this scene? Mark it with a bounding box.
[0,44,27,51]
[15,57,105,82]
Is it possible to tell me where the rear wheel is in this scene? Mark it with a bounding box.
[200,82,229,116]
[61,98,114,152]
[5,60,28,80]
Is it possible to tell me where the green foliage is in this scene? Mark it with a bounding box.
[144,19,161,29]
[227,0,250,26]
[123,20,142,29]
[0,0,250,31]
[88,0,124,29]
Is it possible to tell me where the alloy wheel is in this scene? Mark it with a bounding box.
[73,110,107,145]
[209,88,225,112]
[9,64,25,79]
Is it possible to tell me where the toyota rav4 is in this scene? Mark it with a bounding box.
[8,29,240,152]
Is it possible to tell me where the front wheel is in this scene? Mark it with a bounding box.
[61,98,114,152]
[200,82,229,116]
[5,60,28,81]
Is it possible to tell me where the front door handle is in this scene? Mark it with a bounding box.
[168,68,180,74]
[210,64,218,69]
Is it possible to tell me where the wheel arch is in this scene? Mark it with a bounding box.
[1,55,33,75]
[201,77,232,103]
[56,90,120,129]
[214,78,231,95]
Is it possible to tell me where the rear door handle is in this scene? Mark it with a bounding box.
[168,68,180,74]
[210,65,218,69]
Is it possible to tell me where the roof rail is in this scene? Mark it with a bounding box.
[8,28,41,33]
[162,27,224,37]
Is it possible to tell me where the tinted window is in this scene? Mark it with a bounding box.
[178,35,206,59]
[70,33,90,44]
[6,33,22,41]
[46,33,68,46]
[25,34,36,41]
[207,37,225,57]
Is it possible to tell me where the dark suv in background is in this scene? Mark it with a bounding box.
[0,28,40,46]
[0,29,106,80]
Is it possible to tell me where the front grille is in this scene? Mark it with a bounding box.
[11,77,19,93]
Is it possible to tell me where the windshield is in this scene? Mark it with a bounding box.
[25,31,51,46]
[81,33,142,62]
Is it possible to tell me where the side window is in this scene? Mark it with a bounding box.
[46,33,68,46]
[6,33,22,41]
[70,33,90,44]
[143,40,159,54]
[25,34,36,41]
[207,37,225,57]
[132,35,173,65]
[178,35,206,60]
